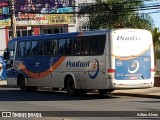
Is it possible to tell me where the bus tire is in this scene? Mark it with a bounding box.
[98,89,108,95]
[52,88,60,91]
[28,86,37,91]
[19,75,28,92]
[76,89,86,95]
[66,77,76,96]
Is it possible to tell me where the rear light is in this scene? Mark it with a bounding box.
[108,69,115,73]
[151,68,155,78]
[150,68,155,72]
[107,69,115,79]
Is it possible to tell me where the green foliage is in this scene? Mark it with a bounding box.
[151,27,160,52]
[79,0,153,30]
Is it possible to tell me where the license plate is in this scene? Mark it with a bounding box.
[130,76,137,80]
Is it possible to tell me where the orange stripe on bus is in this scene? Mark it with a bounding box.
[112,45,151,60]
[78,32,84,36]
[18,57,66,79]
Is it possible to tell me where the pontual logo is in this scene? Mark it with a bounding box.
[128,60,140,74]
[88,59,99,79]
[117,36,142,41]
[66,59,100,79]
[66,61,90,67]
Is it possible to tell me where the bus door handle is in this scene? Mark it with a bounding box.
[35,62,40,67]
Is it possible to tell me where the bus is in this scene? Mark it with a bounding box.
[4,28,154,95]
[0,50,7,80]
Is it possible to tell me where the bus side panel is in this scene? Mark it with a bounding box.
[86,56,106,89]
[64,56,106,90]
[23,56,65,87]
[104,32,114,89]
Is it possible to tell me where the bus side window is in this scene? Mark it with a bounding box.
[31,41,38,56]
[73,37,81,55]
[90,36,98,55]
[38,40,44,56]
[65,38,72,55]
[44,40,52,55]
[81,36,89,55]
[25,41,31,56]
[19,42,25,57]
[58,39,65,55]
[52,39,58,56]
[98,35,106,55]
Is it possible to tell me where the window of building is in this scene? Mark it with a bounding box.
[9,29,32,39]
[40,27,67,34]
[22,30,28,37]
[17,31,21,37]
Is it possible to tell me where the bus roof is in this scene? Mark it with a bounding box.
[9,29,110,42]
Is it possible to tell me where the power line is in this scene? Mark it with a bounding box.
[0,0,159,15]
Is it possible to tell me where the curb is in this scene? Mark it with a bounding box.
[154,77,160,87]
[111,92,160,99]
[0,80,7,86]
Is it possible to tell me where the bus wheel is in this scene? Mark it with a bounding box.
[66,77,76,96]
[98,89,108,95]
[76,89,86,95]
[52,88,60,91]
[28,86,37,91]
[19,76,28,91]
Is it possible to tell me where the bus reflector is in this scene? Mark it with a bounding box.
[108,69,115,79]
[150,68,155,72]
[108,69,115,73]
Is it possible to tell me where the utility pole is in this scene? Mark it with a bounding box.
[10,0,17,38]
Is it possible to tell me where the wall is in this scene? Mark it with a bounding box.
[0,27,7,51]
[68,24,76,32]
[75,0,96,31]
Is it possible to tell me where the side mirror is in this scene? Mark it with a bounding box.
[3,51,10,60]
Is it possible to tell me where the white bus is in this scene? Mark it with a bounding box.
[4,28,154,95]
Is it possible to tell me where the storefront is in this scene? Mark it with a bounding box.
[0,0,76,50]
[7,13,72,37]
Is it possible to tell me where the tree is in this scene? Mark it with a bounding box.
[79,0,153,30]
[152,27,160,58]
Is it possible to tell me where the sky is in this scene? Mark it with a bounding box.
[144,0,160,29]
[150,13,160,29]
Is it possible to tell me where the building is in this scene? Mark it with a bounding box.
[0,0,96,50]
[75,0,95,31]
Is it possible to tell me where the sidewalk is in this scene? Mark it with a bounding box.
[112,87,160,99]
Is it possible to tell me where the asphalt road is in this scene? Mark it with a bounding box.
[0,88,159,120]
